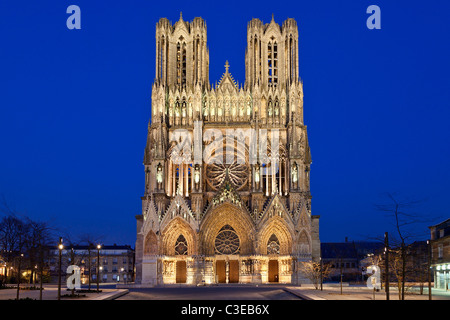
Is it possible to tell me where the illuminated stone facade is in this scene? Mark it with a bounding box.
[135,14,320,286]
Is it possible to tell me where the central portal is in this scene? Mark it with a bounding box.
[215,260,239,283]
[268,260,279,283]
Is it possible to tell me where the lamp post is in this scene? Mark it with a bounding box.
[320,257,323,291]
[34,265,38,284]
[16,253,23,300]
[96,244,101,292]
[340,258,343,295]
[384,232,390,300]
[88,244,92,291]
[57,237,63,300]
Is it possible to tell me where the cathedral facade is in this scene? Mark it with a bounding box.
[135,14,320,286]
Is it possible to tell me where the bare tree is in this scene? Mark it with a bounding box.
[409,242,429,295]
[386,247,406,300]
[0,214,28,299]
[0,199,24,285]
[0,215,28,299]
[78,233,103,291]
[26,218,55,300]
[375,193,436,300]
[0,197,56,299]
[298,261,333,290]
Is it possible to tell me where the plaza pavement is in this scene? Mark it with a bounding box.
[1,282,449,300]
[117,283,450,300]
[117,284,301,300]
[0,283,128,300]
[284,284,450,300]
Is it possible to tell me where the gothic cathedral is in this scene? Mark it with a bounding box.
[135,14,320,286]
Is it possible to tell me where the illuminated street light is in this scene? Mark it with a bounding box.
[57,237,63,300]
[97,244,101,292]
[16,253,24,300]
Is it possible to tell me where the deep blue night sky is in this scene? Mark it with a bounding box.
[1,0,449,246]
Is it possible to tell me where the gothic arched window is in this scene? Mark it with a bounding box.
[268,41,278,87]
[268,42,273,85]
[267,234,280,255]
[254,37,258,81]
[177,42,181,85]
[215,225,240,255]
[175,234,188,255]
[289,37,294,83]
[160,36,165,80]
[176,40,187,86]
[273,42,278,86]
[182,43,187,86]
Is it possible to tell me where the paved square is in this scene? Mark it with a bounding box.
[116,285,302,300]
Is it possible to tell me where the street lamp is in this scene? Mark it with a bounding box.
[57,237,64,300]
[96,244,101,292]
[16,253,23,300]
[319,257,323,291]
[384,231,390,301]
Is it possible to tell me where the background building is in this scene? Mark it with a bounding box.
[135,14,320,286]
[49,244,135,284]
[0,257,5,278]
[321,238,383,283]
[429,218,450,290]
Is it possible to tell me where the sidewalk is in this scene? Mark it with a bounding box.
[284,284,450,300]
[0,284,128,300]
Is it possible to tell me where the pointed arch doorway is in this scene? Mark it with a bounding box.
[267,234,280,283]
[175,235,187,283]
[214,225,240,284]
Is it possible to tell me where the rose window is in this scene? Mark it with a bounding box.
[214,225,240,255]
[206,161,248,191]
[205,139,249,191]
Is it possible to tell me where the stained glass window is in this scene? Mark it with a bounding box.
[215,225,240,255]
[175,234,188,255]
[267,234,280,255]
